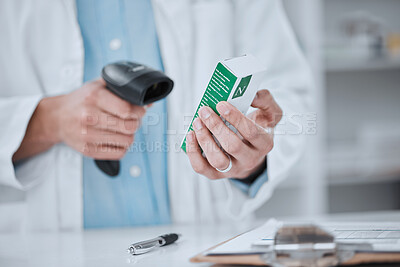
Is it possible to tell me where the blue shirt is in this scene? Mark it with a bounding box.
[76,0,170,228]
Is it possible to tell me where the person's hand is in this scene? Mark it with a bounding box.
[186,89,282,179]
[54,79,146,160]
[12,79,146,162]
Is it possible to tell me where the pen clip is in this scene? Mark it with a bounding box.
[128,237,165,255]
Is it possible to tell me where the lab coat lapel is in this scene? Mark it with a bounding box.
[151,0,195,120]
[151,0,194,84]
[152,0,200,223]
[56,0,84,230]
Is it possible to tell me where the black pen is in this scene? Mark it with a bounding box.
[127,233,180,255]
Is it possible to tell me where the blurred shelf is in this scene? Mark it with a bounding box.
[326,142,400,185]
[281,161,400,189]
[325,56,400,72]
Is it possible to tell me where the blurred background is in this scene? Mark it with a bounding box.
[256,0,400,218]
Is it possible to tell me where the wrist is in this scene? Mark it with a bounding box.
[36,96,63,145]
[235,158,267,186]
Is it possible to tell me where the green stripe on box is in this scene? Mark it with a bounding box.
[232,75,252,99]
[181,63,237,153]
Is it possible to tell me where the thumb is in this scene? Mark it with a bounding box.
[250,90,282,128]
[251,90,273,111]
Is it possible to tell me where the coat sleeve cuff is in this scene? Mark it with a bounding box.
[0,95,43,190]
[230,162,268,198]
[248,170,268,197]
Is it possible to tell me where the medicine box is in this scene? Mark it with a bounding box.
[181,54,266,153]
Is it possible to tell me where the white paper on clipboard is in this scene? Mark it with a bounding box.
[207,219,400,256]
[206,219,282,255]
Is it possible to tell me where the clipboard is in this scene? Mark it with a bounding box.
[191,223,400,266]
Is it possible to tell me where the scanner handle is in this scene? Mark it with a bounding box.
[94,61,174,177]
[94,159,120,177]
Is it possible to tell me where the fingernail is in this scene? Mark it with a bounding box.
[193,118,203,130]
[187,131,194,142]
[217,102,231,116]
[199,107,211,119]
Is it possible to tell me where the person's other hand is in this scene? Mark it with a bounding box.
[186,89,282,179]
[54,79,146,160]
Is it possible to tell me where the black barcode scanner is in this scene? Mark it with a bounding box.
[95,61,174,177]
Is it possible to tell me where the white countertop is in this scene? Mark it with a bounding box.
[0,221,257,267]
[1,211,399,267]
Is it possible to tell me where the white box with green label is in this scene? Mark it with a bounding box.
[181,54,267,153]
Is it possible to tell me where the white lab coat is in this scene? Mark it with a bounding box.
[0,0,312,231]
